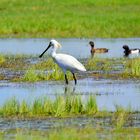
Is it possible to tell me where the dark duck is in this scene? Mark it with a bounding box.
[123,45,140,57]
[89,41,109,54]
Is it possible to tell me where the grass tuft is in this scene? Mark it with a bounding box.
[0,55,5,65]
[124,58,140,78]
[86,95,98,115]
[0,95,98,117]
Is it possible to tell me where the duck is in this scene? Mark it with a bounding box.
[123,45,140,56]
[89,41,109,54]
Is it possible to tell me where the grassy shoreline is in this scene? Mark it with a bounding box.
[0,0,140,38]
[0,95,137,119]
[0,54,140,82]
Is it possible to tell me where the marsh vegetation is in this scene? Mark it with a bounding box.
[1,126,140,140]
[0,1,139,139]
[0,54,140,82]
[0,0,139,38]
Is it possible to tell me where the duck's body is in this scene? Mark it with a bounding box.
[89,41,109,54]
[39,39,86,85]
[123,45,140,56]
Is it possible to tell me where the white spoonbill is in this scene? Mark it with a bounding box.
[39,39,86,85]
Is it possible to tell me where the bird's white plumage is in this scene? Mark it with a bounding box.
[131,50,139,54]
[53,53,86,73]
[50,39,86,73]
[40,39,86,85]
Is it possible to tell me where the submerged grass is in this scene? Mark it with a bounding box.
[1,126,140,140]
[0,55,5,65]
[0,0,139,38]
[1,54,140,82]
[85,57,121,72]
[112,105,130,129]
[123,58,140,78]
[0,94,133,131]
[86,57,140,79]
[20,64,73,82]
[0,54,31,70]
[0,95,98,117]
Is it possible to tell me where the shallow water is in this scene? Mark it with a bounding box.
[0,117,110,131]
[0,38,140,58]
[0,78,140,111]
[0,38,140,111]
[0,38,140,134]
[0,112,140,133]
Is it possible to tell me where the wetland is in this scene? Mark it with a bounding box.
[0,38,140,139]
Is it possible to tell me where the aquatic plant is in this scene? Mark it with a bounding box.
[0,54,29,70]
[22,68,41,82]
[124,58,140,78]
[86,95,98,115]
[34,58,55,70]
[21,62,73,82]
[1,54,140,82]
[19,100,29,115]
[86,57,122,72]
[45,65,65,81]
[112,105,130,129]
[0,95,98,117]
[0,55,5,65]
[2,98,19,116]
[1,126,140,140]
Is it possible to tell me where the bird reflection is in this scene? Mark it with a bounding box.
[64,85,76,94]
[91,52,95,58]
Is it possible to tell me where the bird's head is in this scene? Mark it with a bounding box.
[39,39,61,58]
[89,41,94,48]
[50,39,61,49]
[123,45,129,51]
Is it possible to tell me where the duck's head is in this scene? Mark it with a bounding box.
[89,41,94,48]
[39,39,61,58]
[123,45,129,51]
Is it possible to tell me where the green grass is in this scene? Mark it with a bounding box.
[0,126,140,140]
[0,55,5,64]
[85,57,119,72]
[0,54,31,70]
[0,95,139,140]
[20,64,73,82]
[0,0,139,38]
[86,57,140,79]
[0,95,98,117]
[1,54,140,82]
[123,58,140,78]
[0,94,133,131]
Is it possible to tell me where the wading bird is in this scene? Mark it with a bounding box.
[89,41,109,54]
[123,45,140,57]
[39,39,86,85]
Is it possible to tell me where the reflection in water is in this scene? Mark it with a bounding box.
[91,52,95,58]
[64,85,76,94]
[0,79,140,111]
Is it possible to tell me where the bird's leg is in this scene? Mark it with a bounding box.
[72,73,77,85]
[65,74,68,85]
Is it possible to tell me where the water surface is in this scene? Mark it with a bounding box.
[0,38,140,58]
[0,38,140,111]
[0,78,140,111]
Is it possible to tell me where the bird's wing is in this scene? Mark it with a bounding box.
[54,54,86,72]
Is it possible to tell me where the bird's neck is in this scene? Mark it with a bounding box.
[51,48,57,58]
